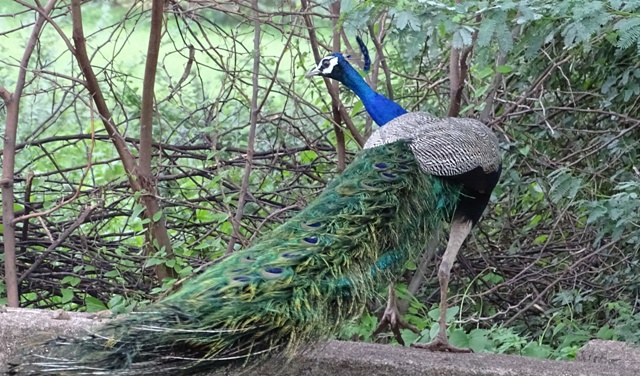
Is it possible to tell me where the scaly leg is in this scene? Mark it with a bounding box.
[373,283,419,345]
[374,234,441,344]
[413,218,473,353]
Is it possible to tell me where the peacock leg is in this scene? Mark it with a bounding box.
[373,283,419,345]
[413,218,473,353]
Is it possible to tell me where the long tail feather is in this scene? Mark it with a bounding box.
[11,141,461,375]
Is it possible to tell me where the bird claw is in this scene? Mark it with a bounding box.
[412,336,473,353]
[372,303,419,346]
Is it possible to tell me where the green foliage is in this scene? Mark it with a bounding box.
[579,180,640,244]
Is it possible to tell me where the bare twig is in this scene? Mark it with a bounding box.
[18,204,99,284]
[226,0,262,254]
[1,0,58,307]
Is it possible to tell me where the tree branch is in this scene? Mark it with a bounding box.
[226,0,261,254]
[69,0,175,281]
[18,204,98,284]
[1,0,58,308]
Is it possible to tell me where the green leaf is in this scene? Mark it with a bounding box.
[449,328,469,348]
[445,306,460,322]
[351,100,364,115]
[477,18,497,47]
[452,27,474,49]
[211,212,230,223]
[104,270,120,278]
[586,204,607,224]
[428,307,440,321]
[495,22,514,53]
[497,65,513,74]
[145,257,165,267]
[85,296,108,312]
[596,325,615,340]
[404,259,417,271]
[61,276,81,287]
[427,305,459,323]
[533,234,548,244]
[131,203,145,219]
[395,11,420,31]
[60,288,74,303]
[400,329,420,346]
[614,17,640,49]
[468,329,489,352]
[475,66,494,79]
[108,295,124,309]
[300,150,318,164]
[152,210,163,223]
[429,323,440,340]
[521,342,552,359]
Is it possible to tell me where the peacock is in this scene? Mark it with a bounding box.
[9,52,500,376]
[306,39,502,351]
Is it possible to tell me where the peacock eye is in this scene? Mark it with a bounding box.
[321,60,330,68]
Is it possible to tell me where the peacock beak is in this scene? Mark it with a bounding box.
[305,67,321,78]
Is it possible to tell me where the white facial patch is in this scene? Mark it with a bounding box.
[318,56,338,75]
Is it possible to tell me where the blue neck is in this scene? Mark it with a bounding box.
[339,63,408,126]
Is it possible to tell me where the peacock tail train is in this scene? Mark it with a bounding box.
[11,140,462,375]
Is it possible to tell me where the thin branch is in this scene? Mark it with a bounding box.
[367,23,394,100]
[1,0,58,308]
[226,0,261,254]
[18,204,99,284]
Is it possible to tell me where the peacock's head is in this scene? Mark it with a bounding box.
[305,52,348,81]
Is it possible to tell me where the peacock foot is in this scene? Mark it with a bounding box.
[412,334,473,353]
[372,303,419,346]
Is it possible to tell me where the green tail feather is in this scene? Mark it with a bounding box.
[14,141,461,375]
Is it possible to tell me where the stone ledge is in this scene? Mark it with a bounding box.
[1,307,638,376]
[575,339,640,369]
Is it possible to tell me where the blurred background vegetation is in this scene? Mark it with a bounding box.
[1,0,639,361]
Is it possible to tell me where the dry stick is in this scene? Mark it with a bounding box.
[18,204,99,284]
[226,0,261,254]
[70,0,174,281]
[329,1,346,171]
[367,23,394,101]
[19,172,35,255]
[256,18,298,114]
[0,0,58,307]
[448,33,477,117]
[504,239,618,326]
[479,52,508,123]
[140,0,164,171]
[165,45,195,101]
[37,216,55,243]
